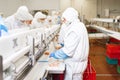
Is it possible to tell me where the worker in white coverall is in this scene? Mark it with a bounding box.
[58,23,67,47]
[49,7,89,80]
[4,6,33,30]
[32,12,46,28]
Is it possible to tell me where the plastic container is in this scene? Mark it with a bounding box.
[106,56,118,65]
[83,58,96,80]
[106,44,120,59]
[118,58,120,66]
[109,37,120,43]
[117,65,120,73]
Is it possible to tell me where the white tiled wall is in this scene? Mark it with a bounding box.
[97,0,120,18]
[0,0,22,17]
[0,0,120,20]
[60,0,97,21]
[0,0,60,17]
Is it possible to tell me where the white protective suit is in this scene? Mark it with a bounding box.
[32,12,46,28]
[61,8,89,80]
[58,23,67,44]
[4,6,33,30]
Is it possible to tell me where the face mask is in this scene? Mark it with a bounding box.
[16,20,24,26]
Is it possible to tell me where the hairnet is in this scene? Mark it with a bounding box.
[17,6,29,13]
[62,7,78,22]
[15,6,33,21]
[34,12,46,19]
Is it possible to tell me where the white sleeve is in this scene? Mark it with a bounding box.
[62,31,79,57]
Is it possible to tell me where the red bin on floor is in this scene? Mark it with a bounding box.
[106,44,120,59]
[109,37,120,43]
[83,58,96,80]
[118,58,120,66]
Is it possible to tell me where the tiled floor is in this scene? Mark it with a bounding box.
[89,42,120,80]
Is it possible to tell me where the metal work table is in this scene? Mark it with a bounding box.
[24,42,65,80]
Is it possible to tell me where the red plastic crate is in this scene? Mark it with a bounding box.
[118,58,120,66]
[106,44,120,59]
[83,59,96,80]
[109,37,120,43]
[106,56,118,65]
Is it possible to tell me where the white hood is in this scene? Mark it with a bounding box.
[62,7,78,22]
[15,6,33,21]
[34,12,46,19]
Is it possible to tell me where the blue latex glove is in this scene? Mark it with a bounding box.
[60,43,64,47]
[0,16,8,36]
[0,24,8,32]
[0,16,8,32]
[0,25,8,37]
[49,49,68,59]
[49,52,55,58]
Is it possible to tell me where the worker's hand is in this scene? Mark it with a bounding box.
[60,43,64,47]
[0,24,8,32]
[55,45,61,50]
[49,49,68,59]
[44,50,50,55]
[49,52,55,58]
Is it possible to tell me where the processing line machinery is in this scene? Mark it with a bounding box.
[0,25,61,80]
